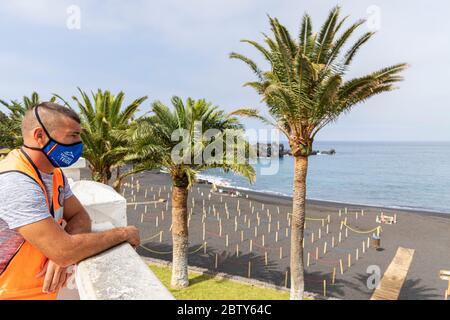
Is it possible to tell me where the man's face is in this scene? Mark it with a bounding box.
[35,115,82,147]
[48,116,82,145]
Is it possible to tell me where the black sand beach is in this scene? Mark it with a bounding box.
[99,169,450,300]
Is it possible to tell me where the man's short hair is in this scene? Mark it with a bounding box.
[21,102,81,136]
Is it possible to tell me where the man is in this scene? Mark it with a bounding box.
[0,102,140,300]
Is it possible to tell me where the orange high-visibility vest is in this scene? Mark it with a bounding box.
[0,148,65,300]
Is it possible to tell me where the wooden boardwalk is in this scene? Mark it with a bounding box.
[371,247,415,300]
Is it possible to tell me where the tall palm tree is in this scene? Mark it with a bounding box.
[229,6,408,299]
[128,96,256,288]
[62,88,148,190]
[0,92,56,147]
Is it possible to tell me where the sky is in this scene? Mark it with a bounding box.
[0,0,449,142]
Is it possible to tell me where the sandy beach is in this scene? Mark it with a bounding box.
[83,169,450,300]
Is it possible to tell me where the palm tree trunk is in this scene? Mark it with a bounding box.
[170,185,189,288]
[290,155,308,300]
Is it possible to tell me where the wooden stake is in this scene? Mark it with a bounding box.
[284,270,288,287]
[311,232,315,243]
[323,280,327,297]
[307,252,310,267]
[236,244,239,257]
[339,259,344,274]
[203,242,207,254]
[226,234,229,247]
[241,230,244,242]
[265,251,268,265]
[332,267,336,285]
[140,213,143,223]
[159,231,163,243]
[318,228,322,239]
[332,236,335,248]
[275,231,278,242]
[315,247,319,260]
[326,224,329,234]
[339,232,342,243]
[249,239,253,252]
[323,241,327,254]
[348,253,351,268]
[215,253,218,269]
[279,247,283,259]
[262,234,265,247]
[202,223,205,241]
[248,261,251,278]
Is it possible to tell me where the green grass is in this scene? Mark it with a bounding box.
[148,264,290,300]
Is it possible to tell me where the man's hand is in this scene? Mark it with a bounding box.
[123,226,141,249]
[36,260,68,293]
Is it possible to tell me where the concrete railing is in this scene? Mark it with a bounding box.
[58,159,174,300]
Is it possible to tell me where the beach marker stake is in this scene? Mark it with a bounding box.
[348,253,351,268]
[265,251,268,266]
[315,247,319,260]
[215,253,218,269]
[262,234,265,247]
[236,244,239,257]
[285,270,288,287]
[311,232,314,243]
[202,223,205,241]
[159,231,163,243]
[339,259,344,274]
[323,280,327,297]
[226,234,229,247]
[323,241,327,255]
[248,261,251,278]
[307,252,310,267]
[250,239,253,252]
[339,232,342,243]
[140,213,143,224]
[318,228,322,239]
[241,230,244,242]
[356,248,359,261]
[204,242,207,254]
[332,267,336,285]
[279,247,283,259]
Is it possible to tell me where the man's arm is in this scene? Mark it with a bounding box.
[63,195,91,235]
[17,218,140,268]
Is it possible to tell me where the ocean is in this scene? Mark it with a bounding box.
[198,141,450,214]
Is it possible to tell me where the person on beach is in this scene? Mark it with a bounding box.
[0,102,140,300]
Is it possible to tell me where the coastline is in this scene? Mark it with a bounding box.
[198,176,450,219]
[123,170,450,299]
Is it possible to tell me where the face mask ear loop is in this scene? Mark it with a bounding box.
[34,105,53,139]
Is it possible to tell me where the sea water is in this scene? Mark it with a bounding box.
[199,141,450,214]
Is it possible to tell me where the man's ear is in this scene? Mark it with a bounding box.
[34,127,47,147]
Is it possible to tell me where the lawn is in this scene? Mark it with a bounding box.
[148,264,290,300]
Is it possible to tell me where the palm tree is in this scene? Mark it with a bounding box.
[128,96,256,288]
[229,6,408,299]
[62,88,148,190]
[0,92,56,147]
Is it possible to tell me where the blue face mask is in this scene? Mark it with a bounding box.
[24,106,84,168]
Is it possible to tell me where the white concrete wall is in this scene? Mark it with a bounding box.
[57,163,174,300]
